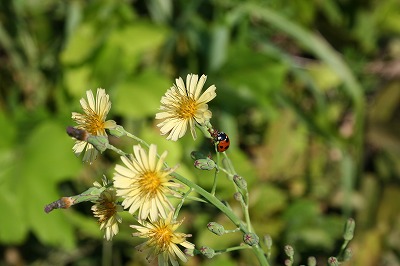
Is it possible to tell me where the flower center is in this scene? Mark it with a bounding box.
[139,171,161,197]
[83,107,105,135]
[151,224,173,250]
[177,97,197,119]
[94,200,116,224]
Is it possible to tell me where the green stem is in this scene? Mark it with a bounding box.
[243,191,252,232]
[174,188,193,220]
[210,168,219,196]
[172,172,269,265]
[215,244,252,254]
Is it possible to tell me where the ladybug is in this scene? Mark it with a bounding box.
[215,132,230,152]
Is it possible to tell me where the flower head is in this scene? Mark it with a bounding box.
[91,177,122,241]
[155,74,216,141]
[91,189,122,240]
[131,212,195,266]
[113,144,181,221]
[72,88,116,163]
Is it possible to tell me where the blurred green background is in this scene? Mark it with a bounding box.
[1,0,400,265]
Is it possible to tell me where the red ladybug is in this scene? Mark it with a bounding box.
[215,132,230,152]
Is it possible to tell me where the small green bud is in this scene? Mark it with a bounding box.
[307,256,316,266]
[343,218,355,241]
[284,245,294,257]
[327,257,339,266]
[233,192,244,202]
[194,158,216,170]
[233,175,248,190]
[190,151,208,160]
[87,135,109,153]
[343,248,352,261]
[207,222,225,236]
[243,233,259,246]
[263,234,273,249]
[107,125,126,138]
[199,246,215,258]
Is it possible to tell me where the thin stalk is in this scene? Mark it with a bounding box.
[172,172,269,265]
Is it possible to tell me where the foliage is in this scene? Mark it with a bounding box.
[1,0,400,265]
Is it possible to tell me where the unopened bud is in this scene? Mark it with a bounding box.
[107,125,126,138]
[87,135,109,153]
[194,158,216,170]
[307,256,316,266]
[263,235,272,249]
[343,248,352,261]
[233,192,244,202]
[207,222,225,236]
[199,246,215,258]
[327,257,339,266]
[243,233,259,246]
[233,175,247,190]
[284,245,294,257]
[343,218,355,241]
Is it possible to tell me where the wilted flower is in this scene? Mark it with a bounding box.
[91,177,122,240]
[71,88,116,163]
[155,74,216,141]
[131,213,194,266]
[113,144,181,221]
[91,189,122,240]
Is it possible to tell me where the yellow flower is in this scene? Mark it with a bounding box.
[155,74,216,141]
[131,213,194,266]
[91,188,122,241]
[72,88,116,163]
[113,144,181,221]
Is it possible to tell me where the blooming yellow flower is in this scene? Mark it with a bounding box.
[113,144,181,221]
[155,74,216,141]
[72,88,116,163]
[91,188,122,241]
[131,212,195,266]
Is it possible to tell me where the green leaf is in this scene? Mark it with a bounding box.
[60,22,101,65]
[0,121,82,247]
[113,70,171,118]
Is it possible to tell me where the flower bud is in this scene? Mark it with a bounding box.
[307,256,316,266]
[233,192,244,202]
[284,245,294,257]
[199,246,215,258]
[194,158,216,170]
[233,175,247,190]
[343,218,355,241]
[87,135,109,153]
[207,222,225,236]
[343,248,352,261]
[107,125,126,138]
[327,257,339,266]
[243,233,259,246]
[263,234,272,249]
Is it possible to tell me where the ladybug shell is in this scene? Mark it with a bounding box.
[216,132,230,152]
